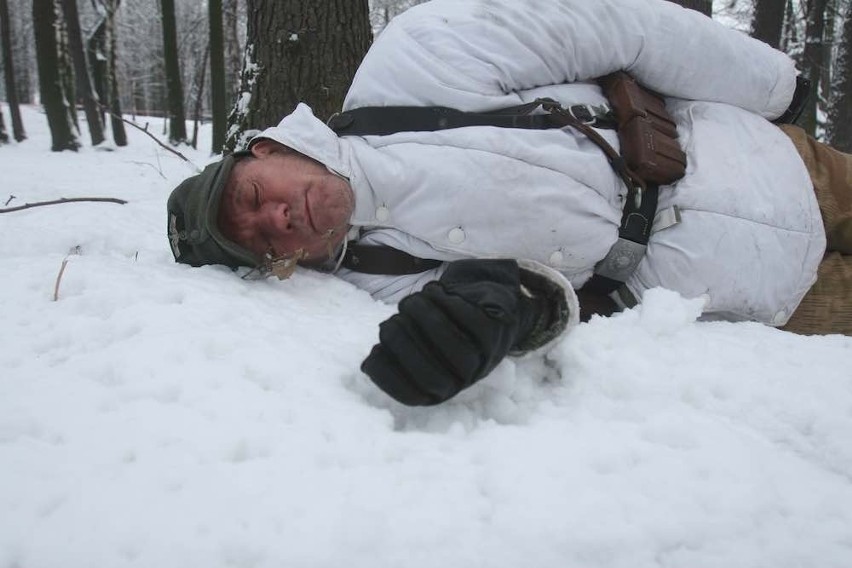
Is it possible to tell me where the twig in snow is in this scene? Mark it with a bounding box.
[53,247,81,302]
[98,103,200,172]
[4,195,15,206]
[0,197,128,214]
[53,258,70,302]
[128,160,167,179]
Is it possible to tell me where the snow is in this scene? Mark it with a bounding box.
[2,105,852,568]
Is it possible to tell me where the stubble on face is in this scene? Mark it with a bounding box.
[217,142,355,263]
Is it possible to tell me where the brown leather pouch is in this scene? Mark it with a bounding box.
[599,72,686,185]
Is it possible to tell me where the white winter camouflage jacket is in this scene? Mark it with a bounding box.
[252,0,825,326]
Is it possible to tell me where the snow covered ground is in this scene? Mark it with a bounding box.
[2,105,852,568]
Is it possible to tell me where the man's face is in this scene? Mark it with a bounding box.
[218,140,355,264]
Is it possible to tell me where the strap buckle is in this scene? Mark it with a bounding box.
[594,238,647,282]
[567,104,599,125]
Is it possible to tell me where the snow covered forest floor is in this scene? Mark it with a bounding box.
[2,106,852,568]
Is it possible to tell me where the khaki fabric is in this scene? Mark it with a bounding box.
[782,252,852,334]
[779,125,852,335]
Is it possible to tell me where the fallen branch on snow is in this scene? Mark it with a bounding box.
[0,197,128,214]
[98,103,199,171]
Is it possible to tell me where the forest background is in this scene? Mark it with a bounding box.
[0,0,851,158]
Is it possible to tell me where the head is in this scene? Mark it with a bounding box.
[167,139,355,276]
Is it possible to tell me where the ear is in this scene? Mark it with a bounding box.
[250,139,291,158]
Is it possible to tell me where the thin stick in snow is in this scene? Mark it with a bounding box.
[98,103,200,171]
[53,246,82,302]
[0,197,128,214]
[53,258,69,302]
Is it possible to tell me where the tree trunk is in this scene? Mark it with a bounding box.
[827,2,852,152]
[191,43,209,150]
[105,0,126,146]
[87,12,108,125]
[0,0,26,141]
[782,0,802,57]
[225,0,372,152]
[822,0,837,99]
[60,0,104,145]
[224,0,242,98]
[160,0,187,144]
[10,2,33,105]
[32,0,80,151]
[56,8,78,131]
[0,106,8,143]
[209,0,227,153]
[751,0,786,48]
[800,0,829,135]
[665,0,712,16]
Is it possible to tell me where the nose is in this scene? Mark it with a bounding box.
[256,201,292,236]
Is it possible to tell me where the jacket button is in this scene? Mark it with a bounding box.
[448,227,466,244]
[549,250,564,265]
[375,206,390,222]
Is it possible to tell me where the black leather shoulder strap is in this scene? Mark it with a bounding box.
[328,103,615,137]
[340,242,442,275]
[327,101,616,277]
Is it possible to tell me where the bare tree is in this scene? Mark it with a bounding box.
[33,0,80,151]
[224,0,242,97]
[103,0,126,145]
[827,2,852,150]
[225,0,372,152]
[751,0,786,48]
[0,105,8,143]
[190,42,208,149]
[209,0,227,152]
[800,0,829,135]
[781,0,806,63]
[6,0,34,104]
[0,0,25,141]
[61,0,104,145]
[160,0,187,144]
[665,0,713,16]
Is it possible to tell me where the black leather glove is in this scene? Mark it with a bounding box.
[361,259,571,406]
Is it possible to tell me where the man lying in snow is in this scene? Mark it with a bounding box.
[167,0,852,405]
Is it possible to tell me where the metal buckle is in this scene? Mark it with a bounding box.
[568,104,597,125]
[594,238,647,282]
